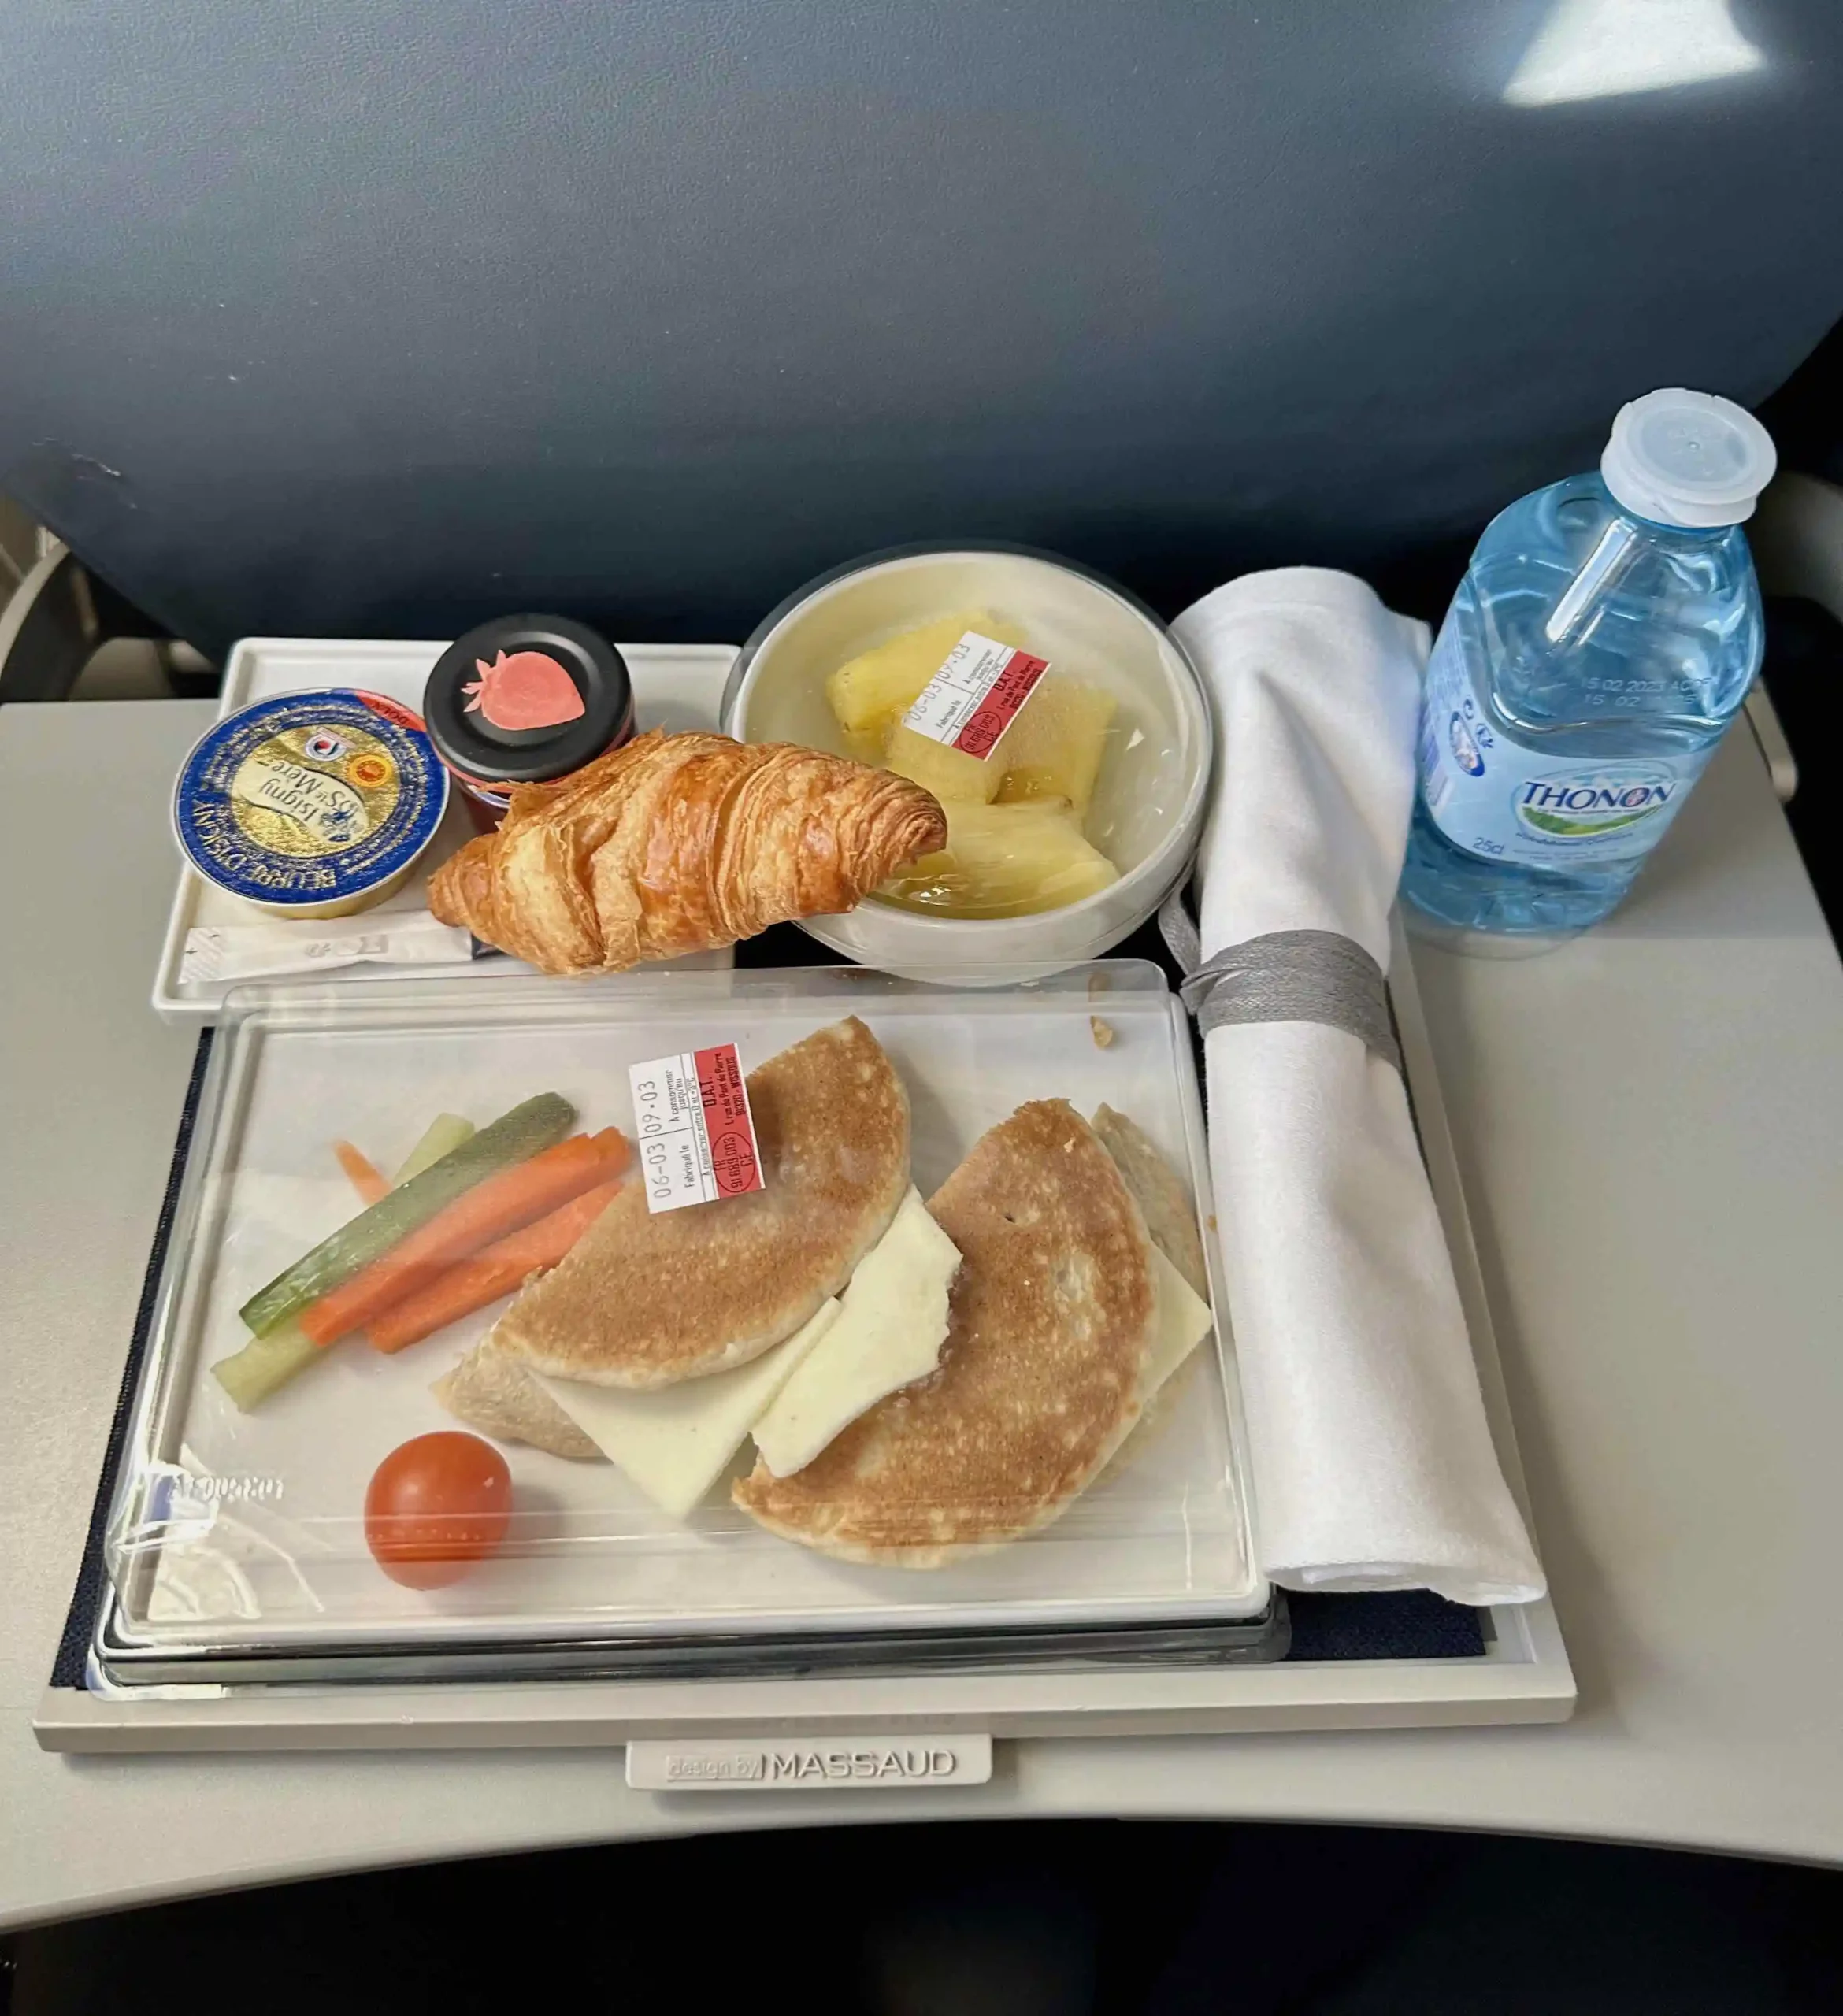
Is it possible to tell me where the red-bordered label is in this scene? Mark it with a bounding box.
[900,632,1050,760]
[629,1041,764,1214]
[693,1043,762,1199]
[356,691,428,736]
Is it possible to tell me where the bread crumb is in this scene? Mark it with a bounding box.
[1089,1016,1116,1049]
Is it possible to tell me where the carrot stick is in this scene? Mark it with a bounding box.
[365,1179,623,1353]
[299,1128,629,1346]
[333,1139,389,1206]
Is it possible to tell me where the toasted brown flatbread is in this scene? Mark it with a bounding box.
[732,1099,1155,1566]
[1092,1105,1208,1300]
[1089,1105,1213,1466]
[496,1016,910,1388]
[430,1330,606,1462]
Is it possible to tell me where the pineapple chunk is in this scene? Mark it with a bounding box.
[825,611,1022,741]
[993,679,1118,817]
[883,720,1003,802]
[877,801,1119,919]
[840,724,888,768]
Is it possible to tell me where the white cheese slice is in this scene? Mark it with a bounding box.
[1141,1244,1216,1399]
[752,1187,962,1478]
[536,1300,842,1518]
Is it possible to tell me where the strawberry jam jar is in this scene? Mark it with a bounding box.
[422,614,635,828]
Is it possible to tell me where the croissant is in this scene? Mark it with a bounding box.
[428,730,947,973]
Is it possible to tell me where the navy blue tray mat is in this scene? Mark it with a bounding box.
[51,1025,214,1688]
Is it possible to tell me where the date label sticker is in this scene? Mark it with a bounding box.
[628,1043,764,1213]
[899,632,1050,760]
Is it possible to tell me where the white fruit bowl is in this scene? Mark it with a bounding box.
[721,546,1213,982]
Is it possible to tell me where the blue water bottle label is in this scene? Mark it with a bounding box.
[1416,618,1708,868]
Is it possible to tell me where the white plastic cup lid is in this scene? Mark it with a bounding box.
[1600,388,1777,528]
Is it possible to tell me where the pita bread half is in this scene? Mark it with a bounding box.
[1092,1104,1209,1301]
[430,1329,605,1463]
[1091,1103,1214,1461]
[732,1098,1156,1567]
[495,1015,910,1388]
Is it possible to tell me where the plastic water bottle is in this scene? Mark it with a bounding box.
[1400,389,1777,939]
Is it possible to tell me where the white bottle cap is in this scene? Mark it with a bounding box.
[1600,388,1777,528]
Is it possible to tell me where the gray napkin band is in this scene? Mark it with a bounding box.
[1157,889,1401,1073]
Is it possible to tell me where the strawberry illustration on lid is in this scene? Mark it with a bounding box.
[424,613,634,818]
[462,649,588,732]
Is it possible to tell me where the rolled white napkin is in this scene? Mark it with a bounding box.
[1172,569,1544,1605]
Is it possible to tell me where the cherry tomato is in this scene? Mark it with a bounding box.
[363,1432,512,1588]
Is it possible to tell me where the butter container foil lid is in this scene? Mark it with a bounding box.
[172,689,449,908]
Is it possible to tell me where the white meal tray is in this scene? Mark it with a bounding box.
[109,963,1265,1652]
[40,916,1574,1750]
[151,637,741,1023]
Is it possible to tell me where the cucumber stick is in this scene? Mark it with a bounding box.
[392,1112,475,1186]
[212,1323,320,1412]
[236,1092,576,1337]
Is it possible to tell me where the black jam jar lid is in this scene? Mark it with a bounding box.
[422,614,634,786]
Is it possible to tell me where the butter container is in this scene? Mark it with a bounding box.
[172,690,450,920]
